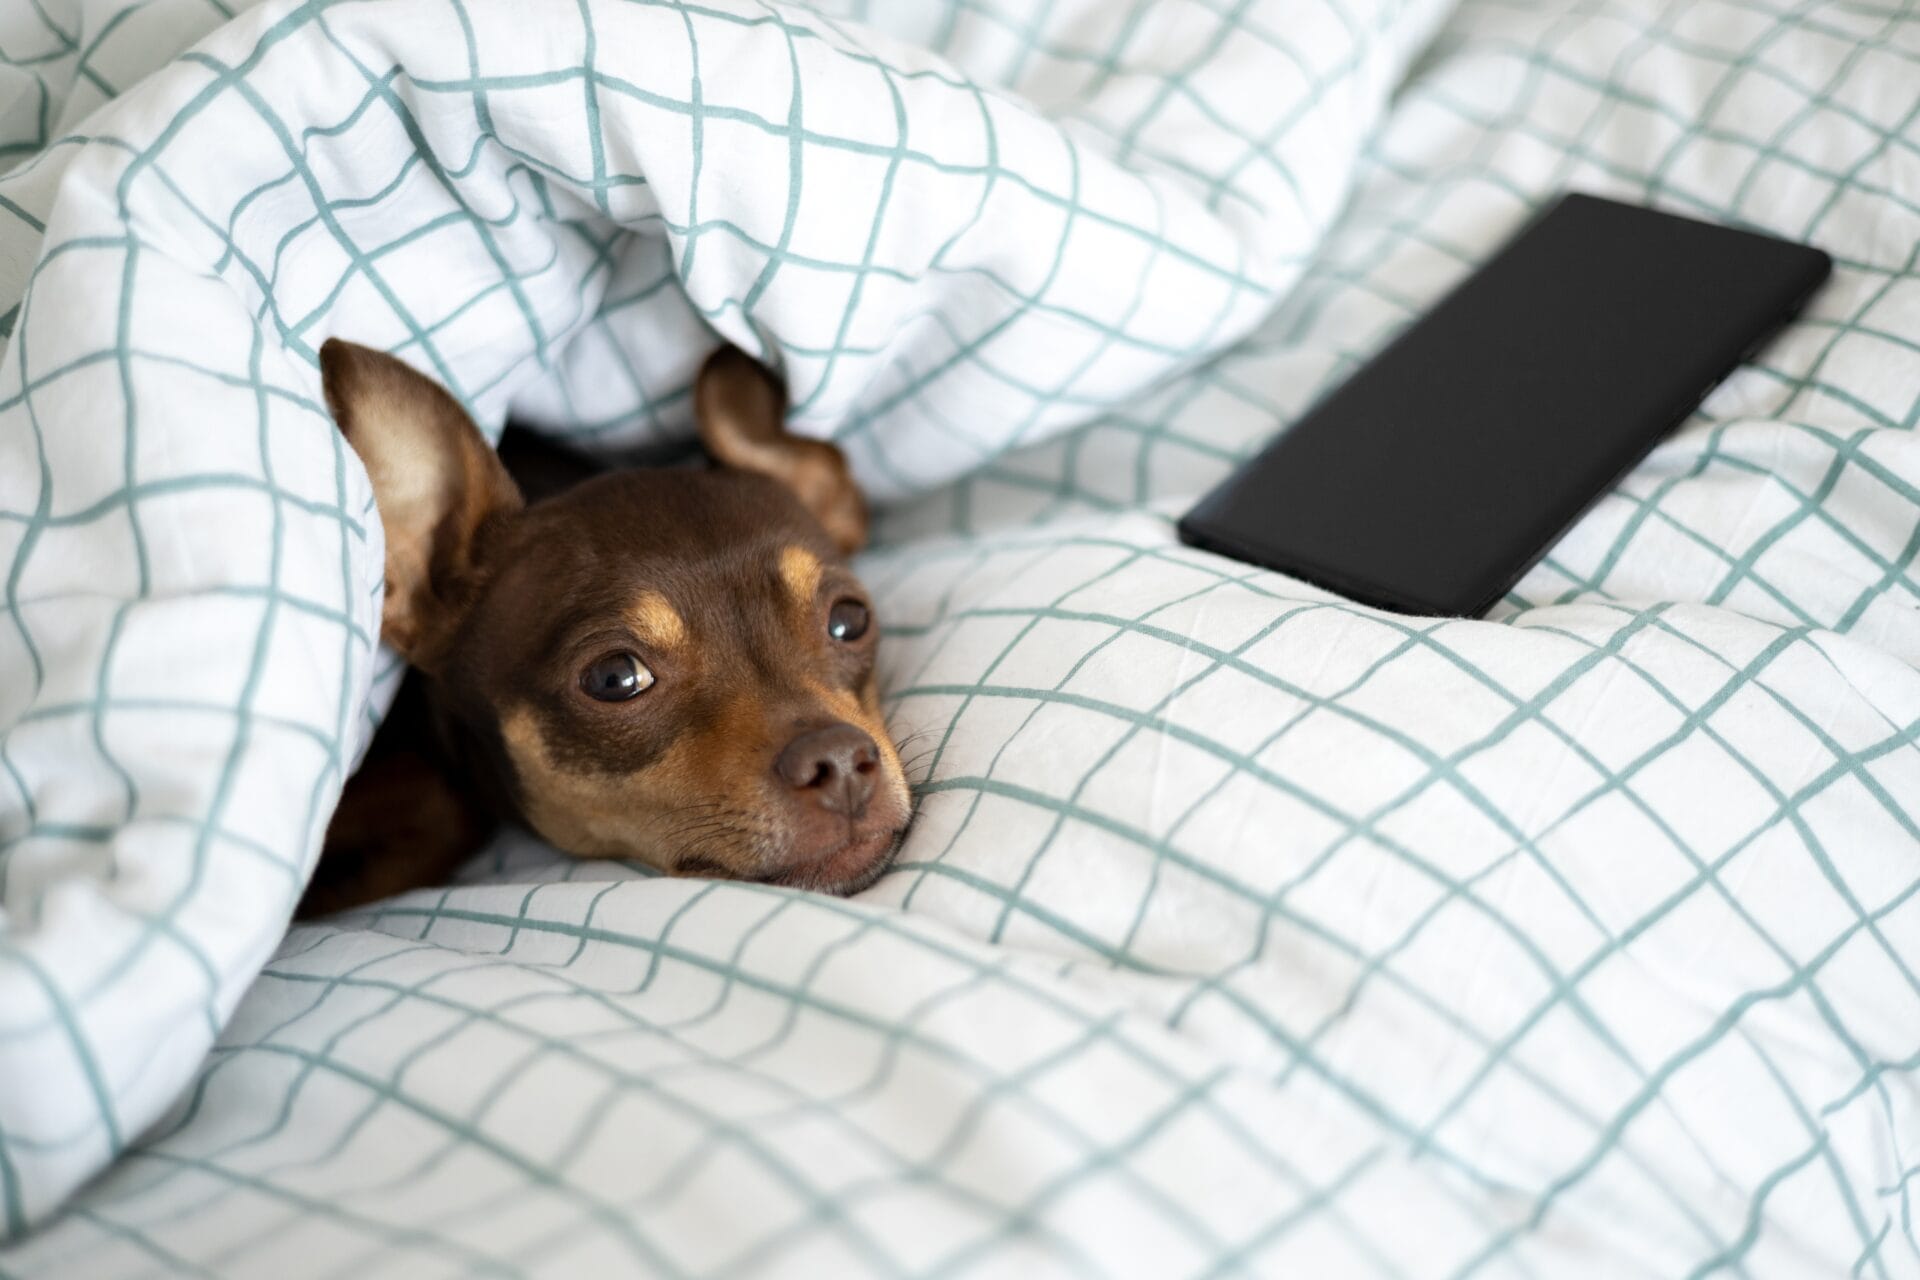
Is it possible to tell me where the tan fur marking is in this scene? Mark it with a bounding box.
[499,703,783,874]
[626,591,687,649]
[499,708,629,860]
[779,546,823,607]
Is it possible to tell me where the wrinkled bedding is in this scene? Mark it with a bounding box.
[1,0,1917,1275]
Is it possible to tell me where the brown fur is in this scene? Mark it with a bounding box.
[318,340,523,671]
[696,347,867,555]
[298,342,907,917]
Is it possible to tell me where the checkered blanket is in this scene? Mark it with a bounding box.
[2,0,1917,1274]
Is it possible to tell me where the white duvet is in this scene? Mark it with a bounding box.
[0,0,1916,1275]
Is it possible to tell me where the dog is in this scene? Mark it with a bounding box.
[297,340,911,917]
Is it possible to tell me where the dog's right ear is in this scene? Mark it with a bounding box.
[320,339,523,673]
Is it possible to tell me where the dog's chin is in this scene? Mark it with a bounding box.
[764,823,906,896]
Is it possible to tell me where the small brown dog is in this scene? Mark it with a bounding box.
[298,340,910,916]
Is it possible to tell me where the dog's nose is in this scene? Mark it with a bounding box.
[776,724,879,817]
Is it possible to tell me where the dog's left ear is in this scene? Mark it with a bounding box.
[695,347,868,554]
[320,338,524,672]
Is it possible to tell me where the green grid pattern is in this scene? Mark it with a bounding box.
[0,0,1444,1245]
[3,0,1919,1274]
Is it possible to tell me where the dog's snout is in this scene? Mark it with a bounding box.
[776,724,879,816]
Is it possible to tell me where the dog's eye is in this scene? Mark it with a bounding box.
[581,651,654,701]
[827,599,871,642]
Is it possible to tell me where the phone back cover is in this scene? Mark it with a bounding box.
[1177,193,1832,615]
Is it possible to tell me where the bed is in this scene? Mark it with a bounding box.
[1,0,1916,1274]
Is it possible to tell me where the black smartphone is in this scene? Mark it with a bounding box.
[1176,193,1832,616]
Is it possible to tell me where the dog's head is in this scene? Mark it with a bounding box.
[319,339,908,893]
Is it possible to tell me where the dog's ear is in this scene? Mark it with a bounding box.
[320,339,523,672]
[695,347,867,554]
